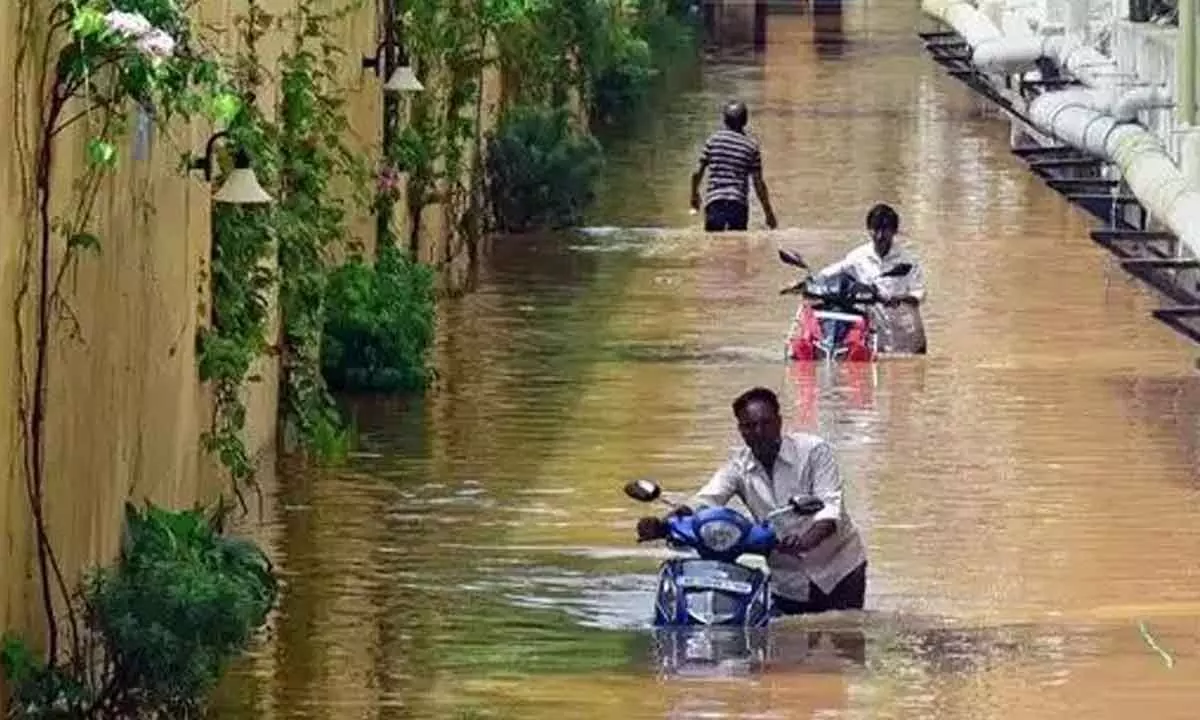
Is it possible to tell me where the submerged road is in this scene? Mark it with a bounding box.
[217,3,1200,719]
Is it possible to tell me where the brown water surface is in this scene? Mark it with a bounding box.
[217,3,1200,719]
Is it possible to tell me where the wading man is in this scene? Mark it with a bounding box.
[690,101,778,232]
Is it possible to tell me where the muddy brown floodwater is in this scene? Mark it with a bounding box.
[215,3,1200,719]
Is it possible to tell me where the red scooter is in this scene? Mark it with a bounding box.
[777,248,912,363]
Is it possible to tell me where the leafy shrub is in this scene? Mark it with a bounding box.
[320,242,436,393]
[1,502,277,718]
[485,104,604,233]
[590,23,657,125]
[588,0,698,126]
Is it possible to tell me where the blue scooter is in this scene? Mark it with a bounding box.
[625,479,824,628]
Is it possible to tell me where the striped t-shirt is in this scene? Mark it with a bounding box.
[699,128,763,207]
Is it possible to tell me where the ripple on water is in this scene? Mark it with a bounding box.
[216,4,1200,719]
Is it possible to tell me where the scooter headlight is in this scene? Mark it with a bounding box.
[697,519,743,553]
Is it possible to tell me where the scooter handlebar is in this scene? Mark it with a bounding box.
[636,516,667,542]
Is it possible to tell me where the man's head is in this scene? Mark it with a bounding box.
[732,386,783,466]
[723,100,748,132]
[866,202,899,257]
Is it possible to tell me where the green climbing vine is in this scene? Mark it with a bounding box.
[197,0,369,487]
[195,0,279,504]
[480,0,698,232]
[492,0,697,126]
[273,0,364,456]
[4,0,278,714]
[390,0,498,256]
[0,0,700,711]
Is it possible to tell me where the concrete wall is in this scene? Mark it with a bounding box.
[0,0,251,660]
[0,0,500,690]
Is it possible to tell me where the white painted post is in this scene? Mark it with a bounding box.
[1177,0,1197,125]
[1180,129,1200,261]
[1065,0,1088,41]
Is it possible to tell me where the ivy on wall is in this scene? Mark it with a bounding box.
[194,0,279,507]
[273,1,364,459]
[197,0,370,494]
[198,0,702,485]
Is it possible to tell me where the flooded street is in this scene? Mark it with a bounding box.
[217,2,1200,718]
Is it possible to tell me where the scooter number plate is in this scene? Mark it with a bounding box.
[677,575,754,594]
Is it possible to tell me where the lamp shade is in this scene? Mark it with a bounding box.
[385,64,424,93]
[214,168,273,204]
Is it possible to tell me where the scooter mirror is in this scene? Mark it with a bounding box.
[881,263,912,278]
[788,495,825,516]
[777,248,810,269]
[624,479,662,503]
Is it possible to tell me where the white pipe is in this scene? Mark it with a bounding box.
[924,0,1122,81]
[979,0,1006,29]
[1040,86,1174,121]
[923,0,1200,259]
[925,0,1004,47]
[973,34,1122,82]
[1065,0,1089,41]
[1028,85,1200,258]
[1110,85,1174,121]
[971,35,1047,69]
[1029,93,1200,256]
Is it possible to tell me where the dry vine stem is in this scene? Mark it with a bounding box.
[13,0,85,667]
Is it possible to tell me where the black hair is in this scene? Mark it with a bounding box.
[723,100,748,131]
[732,386,780,417]
[866,202,899,231]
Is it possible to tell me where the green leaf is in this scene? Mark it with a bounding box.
[0,633,37,685]
[70,6,107,38]
[210,92,242,124]
[86,137,117,168]
[67,232,102,254]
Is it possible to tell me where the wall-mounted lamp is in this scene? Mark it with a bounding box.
[362,40,424,94]
[190,131,273,205]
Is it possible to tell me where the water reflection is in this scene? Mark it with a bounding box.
[650,618,1097,719]
[812,0,847,58]
[701,0,768,50]
[649,625,865,679]
[216,2,1200,719]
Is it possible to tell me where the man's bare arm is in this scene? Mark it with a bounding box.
[752,170,777,229]
[691,160,707,211]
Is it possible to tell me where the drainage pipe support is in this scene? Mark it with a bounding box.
[1028,91,1200,258]
[923,0,1123,82]
[924,0,1200,259]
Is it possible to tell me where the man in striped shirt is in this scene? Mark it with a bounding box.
[690,101,778,232]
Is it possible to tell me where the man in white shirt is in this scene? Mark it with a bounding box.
[672,386,868,615]
[815,203,927,354]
